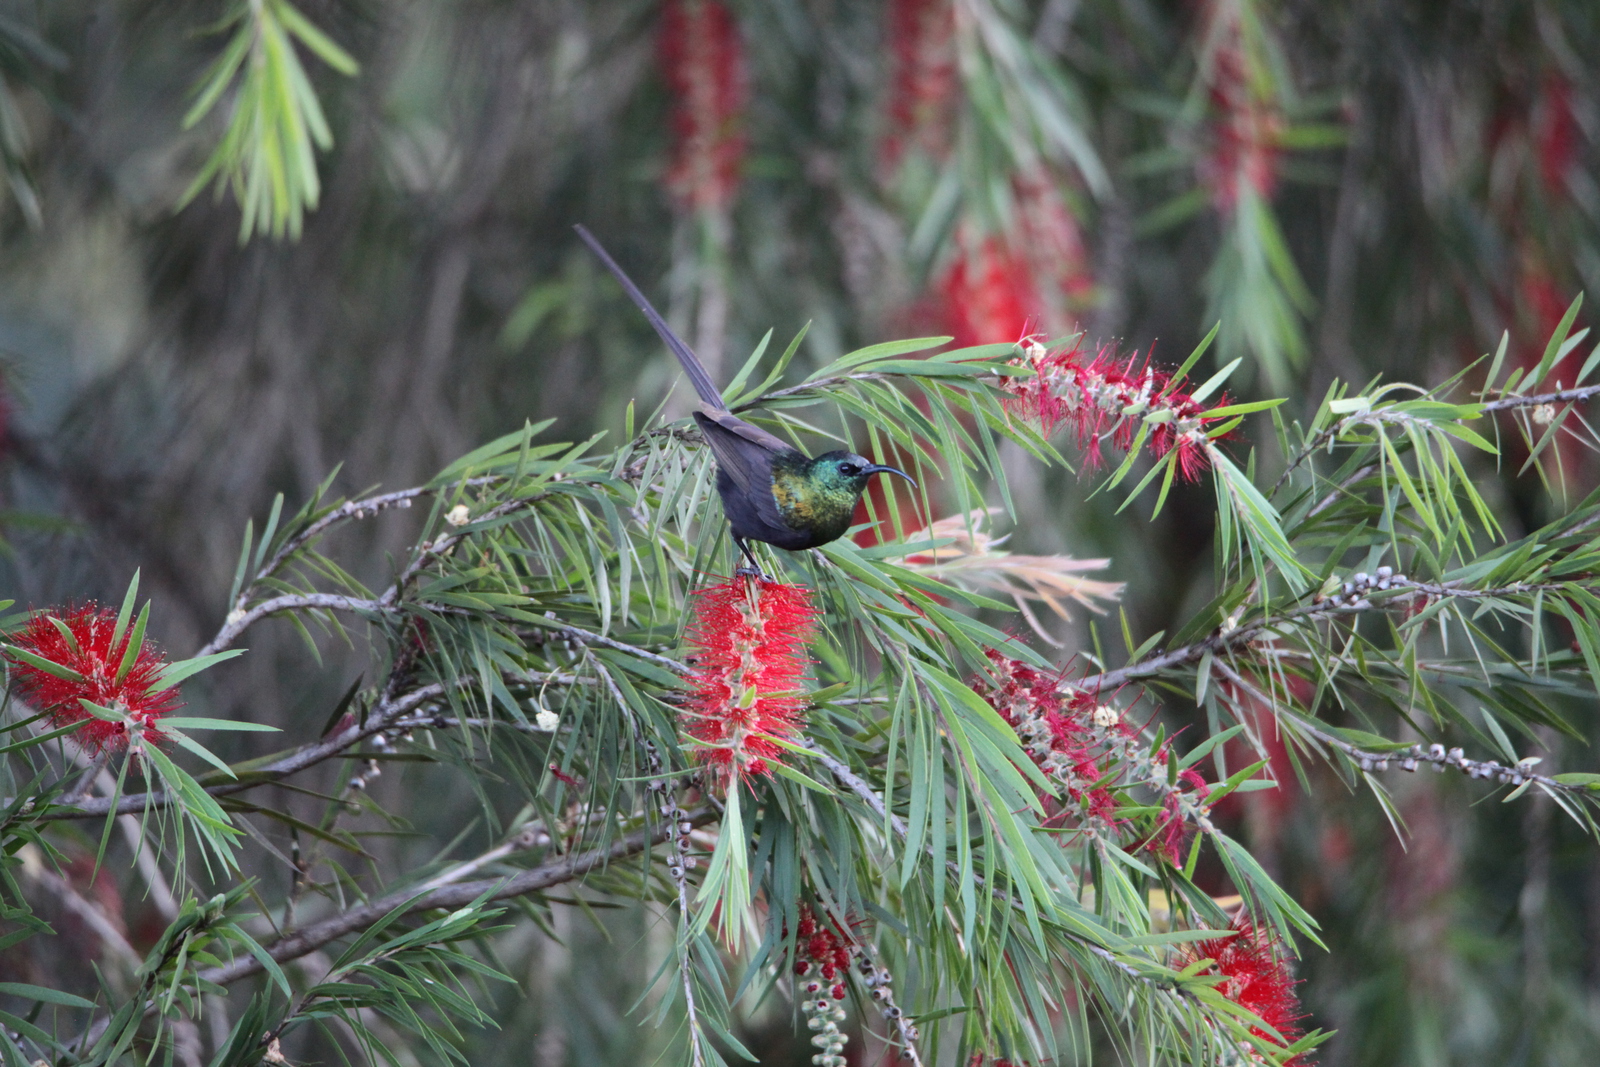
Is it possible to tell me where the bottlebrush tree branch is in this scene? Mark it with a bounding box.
[1210,660,1588,802]
[28,661,595,820]
[193,808,714,989]
[1479,380,1600,412]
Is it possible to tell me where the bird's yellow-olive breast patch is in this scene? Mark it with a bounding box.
[771,466,815,529]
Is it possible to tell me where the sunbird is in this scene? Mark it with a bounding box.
[576,225,916,575]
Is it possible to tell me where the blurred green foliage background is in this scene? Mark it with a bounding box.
[1,1,1599,1063]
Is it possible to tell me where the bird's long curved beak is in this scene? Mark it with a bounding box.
[866,464,917,487]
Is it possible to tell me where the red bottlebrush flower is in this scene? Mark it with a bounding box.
[1196,6,1282,213]
[979,651,1217,861]
[1148,764,1210,865]
[939,234,1042,347]
[4,605,180,753]
[659,0,749,213]
[681,577,817,787]
[881,0,958,172]
[1002,340,1225,480]
[1175,915,1310,1062]
[792,905,859,986]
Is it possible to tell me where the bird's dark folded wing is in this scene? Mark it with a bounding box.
[693,409,796,496]
[697,405,794,453]
[700,404,800,460]
[693,411,808,546]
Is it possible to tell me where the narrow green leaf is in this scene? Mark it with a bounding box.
[111,569,141,651]
[162,717,281,733]
[114,602,150,685]
[3,646,86,683]
[150,649,249,693]
[0,983,95,1009]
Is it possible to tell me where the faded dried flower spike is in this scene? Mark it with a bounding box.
[681,577,818,788]
[4,605,180,753]
[890,508,1122,641]
[979,650,1130,829]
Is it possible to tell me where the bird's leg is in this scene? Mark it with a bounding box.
[733,538,770,581]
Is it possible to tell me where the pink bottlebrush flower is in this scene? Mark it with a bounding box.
[1175,914,1311,1063]
[1004,340,1226,481]
[682,577,817,787]
[939,234,1043,347]
[979,650,1132,829]
[4,605,180,753]
[792,906,858,1001]
[980,651,1218,862]
[881,0,958,172]
[659,0,749,212]
[1196,6,1282,212]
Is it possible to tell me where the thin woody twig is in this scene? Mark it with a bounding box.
[17,658,634,822]
[202,480,495,657]
[1211,659,1582,796]
[193,808,712,988]
[1073,576,1593,694]
[200,594,385,657]
[1274,381,1600,493]
[802,741,905,836]
[1479,381,1600,413]
[29,679,449,820]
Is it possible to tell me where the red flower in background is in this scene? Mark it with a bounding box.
[681,577,817,787]
[4,605,180,753]
[1534,72,1577,198]
[938,234,1042,347]
[1013,169,1096,311]
[1197,4,1282,212]
[1005,339,1225,481]
[881,0,958,172]
[1175,914,1310,1063]
[933,181,1096,347]
[659,0,749,212]
[881,4,1096,343]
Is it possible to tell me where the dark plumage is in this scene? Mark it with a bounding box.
[576,225,915,573]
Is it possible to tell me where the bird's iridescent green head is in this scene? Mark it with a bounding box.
[808,451,917,498]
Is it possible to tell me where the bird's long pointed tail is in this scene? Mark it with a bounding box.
[574,224,727,411]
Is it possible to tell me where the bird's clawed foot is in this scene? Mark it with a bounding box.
[733,540,772,582]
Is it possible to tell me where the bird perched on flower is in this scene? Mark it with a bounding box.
[575,225,915,574]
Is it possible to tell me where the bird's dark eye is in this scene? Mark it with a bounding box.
[839,463,860,476]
